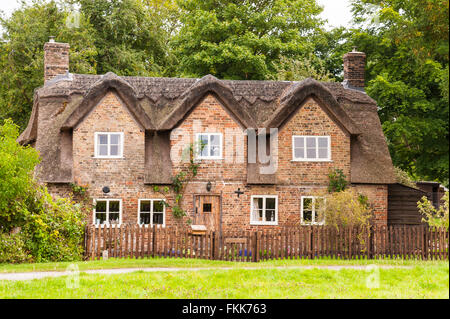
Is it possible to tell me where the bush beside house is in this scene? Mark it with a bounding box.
[0,119,86,263]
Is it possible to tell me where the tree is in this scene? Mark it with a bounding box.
[73,0,174,76]
[172,0,325,79]
[347,0,449,186]
[0,0,97,130]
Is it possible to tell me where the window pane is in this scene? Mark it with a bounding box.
[95,213,106,224]
[318,137,328,148]
[306,137,316,148]
[109,213,120,224]
[306,148,316,158]
[210,144,220,157]
[210,134,220,146]
[140,200,151,212]
[153,200,164,212]
[265,209,275,222]
[98,134,108,145]
[252,209,263,222]
[253,197,263,210]
[99,145,108,156]
[95,200,107,212]
[294,137,304,148]
[266,198,276,210]
[203,203,212,212]
[110,145,119,156]
[199,135,209,157]
[109,201,120,212]
[140,213,150,225]
[303,211,312,223]
[318,148,328,159]
[110,134,120,145]
[303,198,313,211]
[153,213,164,225]
[294,148,304,159]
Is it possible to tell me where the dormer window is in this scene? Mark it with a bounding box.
[292,136,330,161]
[196,133,223,159]
[94,132,123,158]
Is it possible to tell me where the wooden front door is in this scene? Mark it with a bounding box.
[194,195,221,232]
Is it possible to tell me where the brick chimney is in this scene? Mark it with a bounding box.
[343,48,366,90]
[44,36,69,82]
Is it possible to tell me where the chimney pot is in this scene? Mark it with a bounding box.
[44,39,70,83]
[343,50,366,90]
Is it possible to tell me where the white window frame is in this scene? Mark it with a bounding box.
[250,195,278,226]
[292,135,331,162]
[93,199,122,227]
[195,133,223,160]
[300,196,325,225]
[138,199,166,227]
[94,132,124,158]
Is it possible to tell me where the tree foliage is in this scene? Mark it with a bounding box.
[172,0,325,79]
[349,0,449,186]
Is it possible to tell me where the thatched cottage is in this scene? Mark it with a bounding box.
[18,38,397,232]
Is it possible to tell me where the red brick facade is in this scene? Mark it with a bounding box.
[53,91,388,229]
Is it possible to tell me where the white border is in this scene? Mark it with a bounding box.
[300,196,325,225]
[250,195,278,226]
[94,132,124,158]
[195,132,223,160]
[93,198,122,227]
[137,199,166,227]
[291,135,331,162]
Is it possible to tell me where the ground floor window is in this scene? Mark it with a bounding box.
[301,196,325,225]
[139,199,165,226]
[250,195,278,225]
[94,199,122,225]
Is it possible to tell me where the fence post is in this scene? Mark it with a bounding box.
[252,231,258,262]
[152,226,156,258]
[211,231,216,260]
[83,225,89,260]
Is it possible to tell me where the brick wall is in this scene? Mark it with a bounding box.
[353,184,388,226]
[277,97,351,185]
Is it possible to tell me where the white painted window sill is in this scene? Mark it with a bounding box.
[250,221,278,226]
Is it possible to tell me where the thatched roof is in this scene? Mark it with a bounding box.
[18,72,396,184]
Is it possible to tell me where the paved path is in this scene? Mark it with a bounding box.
[0,265,412,281]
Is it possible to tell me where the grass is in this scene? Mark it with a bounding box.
[0,256,446,273]
[0,262,448,298]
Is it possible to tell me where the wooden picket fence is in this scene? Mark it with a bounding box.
[84,225,449,261]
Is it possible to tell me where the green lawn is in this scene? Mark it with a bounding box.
[0,256,445,273]
[1,262,448,298]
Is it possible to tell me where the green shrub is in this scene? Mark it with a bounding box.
[0,232,31,264]
[0,119,87,263]
[0,119,40,231]
[327,168,348,193]
[21,187,87,263]
[418,191,449,230]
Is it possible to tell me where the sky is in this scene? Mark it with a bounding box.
[0,0,354,28]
